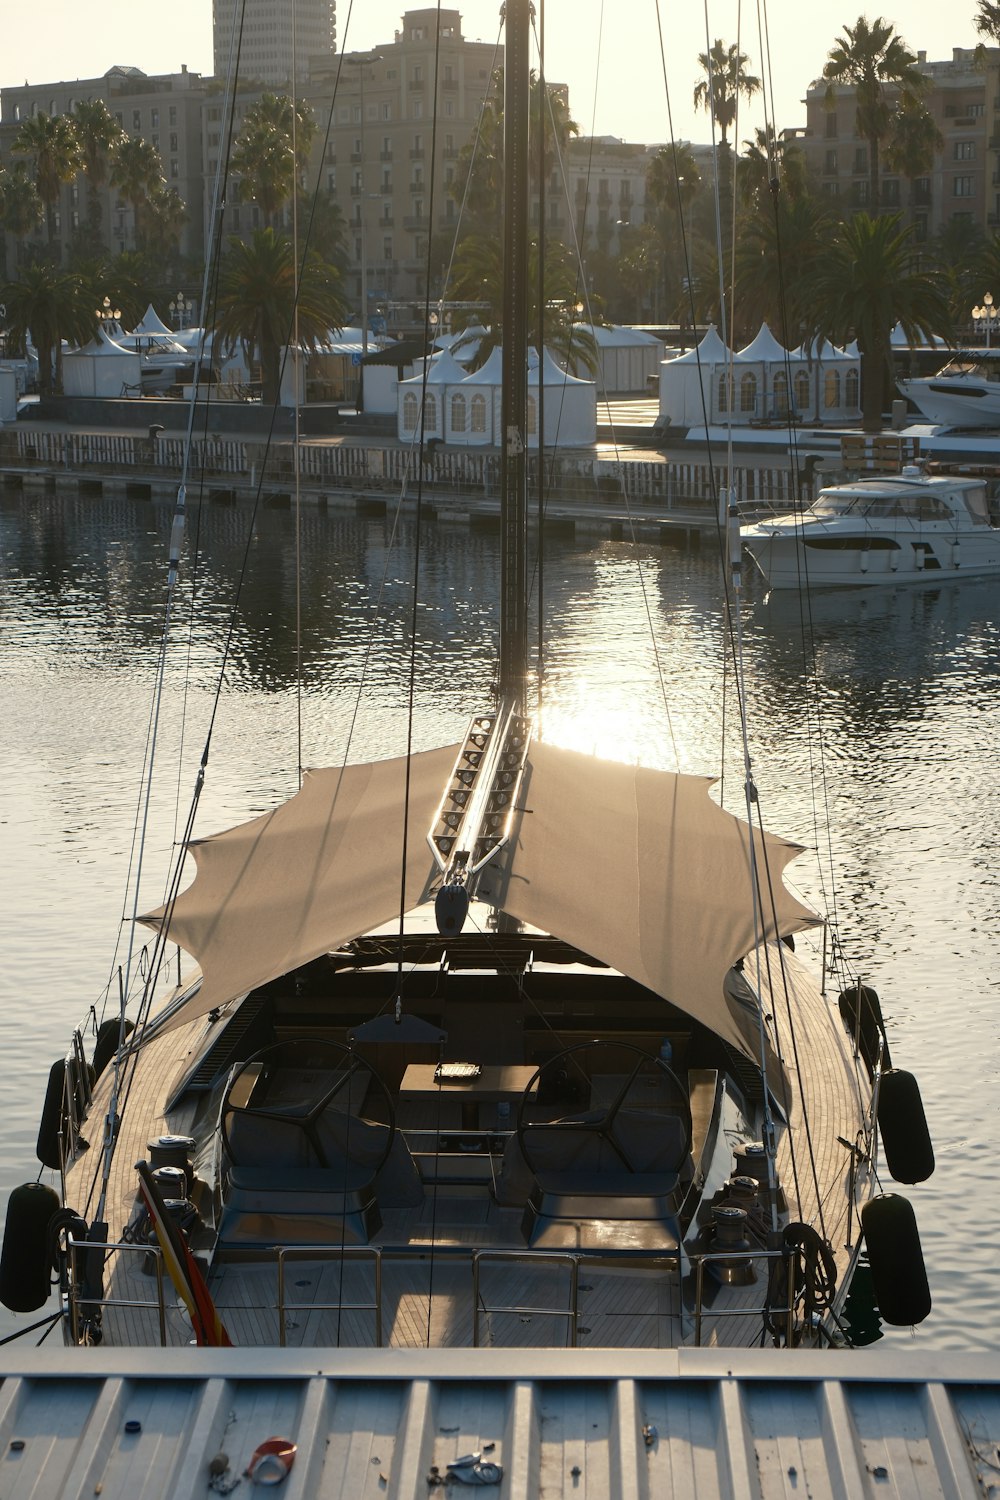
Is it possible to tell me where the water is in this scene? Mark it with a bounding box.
[1,488,997,1352]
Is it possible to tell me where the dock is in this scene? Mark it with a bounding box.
[0,1346,995,1498]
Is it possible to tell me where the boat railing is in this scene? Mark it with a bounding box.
[690,1246,798,1347]
[472,1250,580,1347]
[69,1238,811,1350]
[275,1246,382,1347]
[67,1235,171,1346]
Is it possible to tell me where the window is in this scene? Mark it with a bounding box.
[352,105,361,123]
[471,393,487,432]
[382,102,391,120]
[794,369,810,412]
[403,391,418,431]
[367,103,377,121]
[132,109,142,130]
[954,175,974,197]
[853,146,867,173]
[383,236,393,260]
[327,170,336,191]
[444,64,454,83]
[882,179,899,205]
[423,391,437,429]
[739,372,757,414]
[527,395,537,434]
[845,368,859,409]
[151,108,159,127]
[954,140,975,160]
[824,149,837,173]
[854,180,869,204]
[169,106,177,126]
[772,371,789,417]
[413,65,423,83]
[451,392,467,432]
[170,133,178,152]
[717,372,729,413]
[170,160,179,179]
[826,111,837,138]
[824,369,841,409]
[445,100,454,116]
[413,99,423,119]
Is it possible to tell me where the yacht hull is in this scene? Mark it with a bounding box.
[743,522,1000,589]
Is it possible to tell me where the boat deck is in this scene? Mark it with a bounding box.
[64,945,871,1350]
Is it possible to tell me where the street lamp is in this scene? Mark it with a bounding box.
[972,291,997,350]
[95,295,122,330]
[169,291,192,330]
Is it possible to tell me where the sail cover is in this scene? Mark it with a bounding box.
[144,740,818,1052]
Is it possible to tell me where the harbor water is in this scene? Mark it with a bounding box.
[1,487,997,1351]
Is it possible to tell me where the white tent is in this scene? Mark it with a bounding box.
[527,347,597,447]
[133,304,174,338]
[733,323,794,421]
[62,325,142,397]
[397,348,467,441]
[658,325,731,427]
[571,324,664,394]
[791,338,861,421]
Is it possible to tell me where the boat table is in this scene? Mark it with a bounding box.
[398,1063,538,1131]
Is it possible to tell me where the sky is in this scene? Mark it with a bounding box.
[1,0,984,146]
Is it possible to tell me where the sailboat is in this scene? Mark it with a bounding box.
[1,0,934,1353]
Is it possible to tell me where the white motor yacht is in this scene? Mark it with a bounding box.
[742,468,1000,589]
[898,351,1000,429]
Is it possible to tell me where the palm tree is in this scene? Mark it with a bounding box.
[452,69,578,235]
[231,94,316,227]
[738,126,808,215]
[109,136,164,250]
[213,227,348,404]
[735,195,835,346]
[71,99,126,249]
[11,111,82,255]
[643,143,703,322]
[806,212,951,429]
[692,40,761,149]
[0,163,43,272]
[144,187,188,272]
[822,17,928,210]
[1,263,94,394]
[449,232,596,371]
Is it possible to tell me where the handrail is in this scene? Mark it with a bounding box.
[690,1245,797,1347]
[472,1250,580,1347]
[276,1247,382,1347]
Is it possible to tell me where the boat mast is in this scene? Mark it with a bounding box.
[499,0,531,709]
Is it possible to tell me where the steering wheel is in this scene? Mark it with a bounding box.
[516,1040,692,1176]
[221,1038,395,1174]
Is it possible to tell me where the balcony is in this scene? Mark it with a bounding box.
[409,76,425,90]
[410,147,425,159]
[350,151,363,163]
[380,150,392,162]
[380,216,395,227]
[403,214,425,230]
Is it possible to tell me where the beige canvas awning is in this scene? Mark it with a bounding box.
[143,740,818,1052]
[142,746,460,1032]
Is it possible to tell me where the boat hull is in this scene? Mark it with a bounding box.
[898,375,1000,429]
[743,523,1000,589]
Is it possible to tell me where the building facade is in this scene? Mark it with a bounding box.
[801,47,998,241]
[0,66,208,270]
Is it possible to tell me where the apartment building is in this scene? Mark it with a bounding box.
[0,66,207,266]
[213,0,336,84]
[801,47,999,241]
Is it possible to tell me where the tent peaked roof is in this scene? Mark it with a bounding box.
[528,347,592,386]
[134,303,173,337]
[399,348,467,386]
[461,344,503,384]
[736,323,787,363]
[671,324,729,366]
